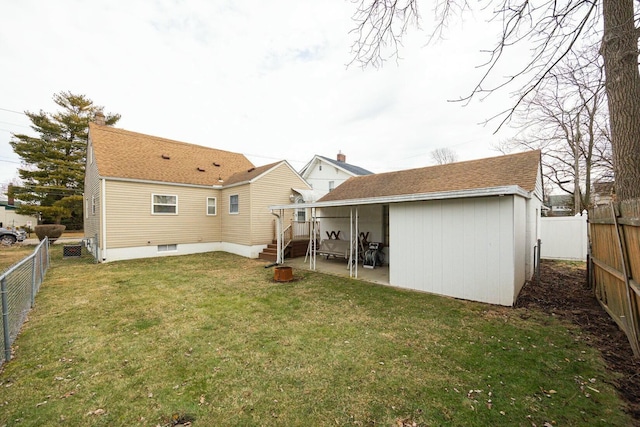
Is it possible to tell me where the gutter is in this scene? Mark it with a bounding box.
[102,176,224,190]
[269,185,531,210]
[101,178,107,262]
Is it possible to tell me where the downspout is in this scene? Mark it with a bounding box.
[101,178,107,262]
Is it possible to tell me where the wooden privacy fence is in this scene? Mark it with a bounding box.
[588,199,640,356]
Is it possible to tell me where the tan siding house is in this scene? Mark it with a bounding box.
[249,162,309,245]
[84,120,311,262]
[221,185,251,247]
[83,141,102,247]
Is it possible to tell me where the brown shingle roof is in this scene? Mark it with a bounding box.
[223,162,282,186]
[319,150,541,202]
[89,123,254,186]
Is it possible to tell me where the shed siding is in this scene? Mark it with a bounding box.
[105,180,221,248]
[250,163,309,245]
[389,196,516,306]
[513,196,527,299]
[523,195,542,287]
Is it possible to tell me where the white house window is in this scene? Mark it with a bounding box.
[85,197,89,219]
[207,197,217,215]
[158,244,177,252]
[229,194,239,214]
[91,195,96,215]
[328,181,335,192]
[152,194,178,214]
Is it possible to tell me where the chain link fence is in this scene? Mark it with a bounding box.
[1,238,50,365]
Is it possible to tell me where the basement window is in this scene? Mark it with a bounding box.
[158,244,177,252]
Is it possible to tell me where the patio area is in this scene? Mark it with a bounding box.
[281,255,390,286]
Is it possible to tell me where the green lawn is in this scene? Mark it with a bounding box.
[0,249,630,426]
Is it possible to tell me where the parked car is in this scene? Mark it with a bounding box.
[0,227,26,245]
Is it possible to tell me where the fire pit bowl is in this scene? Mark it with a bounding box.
[274,266,293,282]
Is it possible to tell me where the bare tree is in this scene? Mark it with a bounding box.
[502,49,612,214]
[349,0,640,201]
[430,147,459,165]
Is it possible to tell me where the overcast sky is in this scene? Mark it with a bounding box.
[0,0,521,186]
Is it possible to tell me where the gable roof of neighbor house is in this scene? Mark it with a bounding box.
[89,123,254,186]
[318,150,541,203]
[317,155,373,176]
[300,154,373,177]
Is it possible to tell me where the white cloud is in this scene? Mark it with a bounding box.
[0,0,521,185]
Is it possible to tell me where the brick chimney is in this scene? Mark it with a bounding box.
[94,111,106,126]
[337,151,346,163]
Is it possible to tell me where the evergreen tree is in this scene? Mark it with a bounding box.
[9,91,120,226]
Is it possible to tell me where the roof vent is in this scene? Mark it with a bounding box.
[213,162,220,167]
[161,154,171,160]
[197,167,206,172]
[248,167,255,172]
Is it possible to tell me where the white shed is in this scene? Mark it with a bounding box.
[271,150,543,306]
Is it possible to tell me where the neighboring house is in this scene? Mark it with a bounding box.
[84,120,310,263]
[592,180,615,207]
[271,150,543,306]
[299,152,373,197]
[546,194,574,216]
[295,152,373,223]
[0,197,38,230]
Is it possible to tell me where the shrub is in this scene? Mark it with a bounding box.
[34,224,66,243]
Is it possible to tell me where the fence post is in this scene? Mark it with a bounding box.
[533,244,538,284]
[537,239,541,285]
[31,252,37,308]
[39,237,47,285]
[45,236,50,271]
[1,276,10,362]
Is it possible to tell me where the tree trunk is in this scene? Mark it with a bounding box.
[601,0,640,201]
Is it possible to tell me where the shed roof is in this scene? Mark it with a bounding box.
[89,123,254,186]
[318,150,541,203]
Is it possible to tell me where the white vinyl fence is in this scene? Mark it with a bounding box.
[540,216,588,261]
